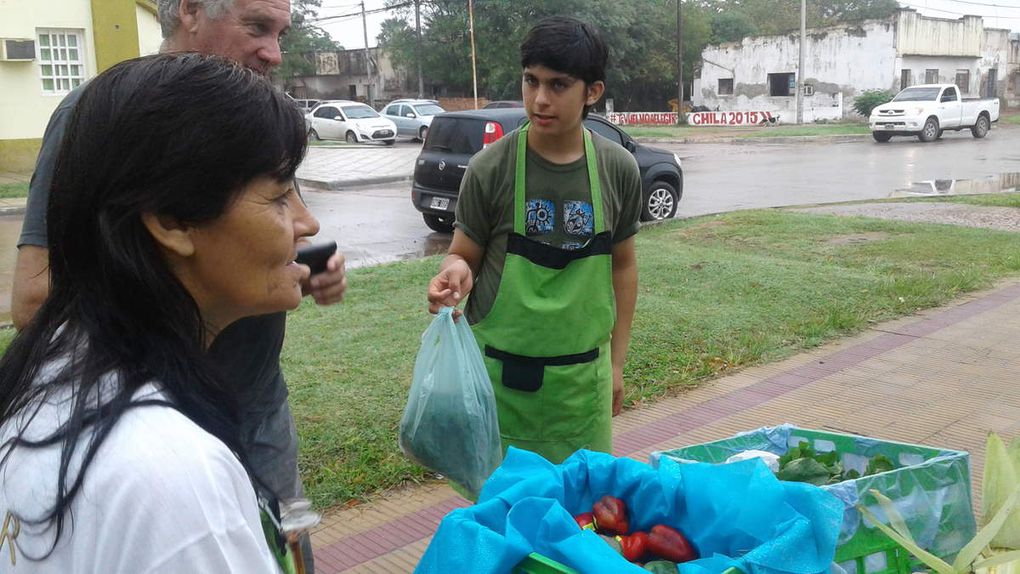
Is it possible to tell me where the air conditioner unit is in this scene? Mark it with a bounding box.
[0,39,36,62]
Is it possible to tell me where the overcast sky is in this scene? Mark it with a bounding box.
[311,0,1020,51]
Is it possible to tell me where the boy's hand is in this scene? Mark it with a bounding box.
[427,258,473,315]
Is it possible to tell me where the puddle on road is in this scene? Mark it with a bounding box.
[891,172,1020,197]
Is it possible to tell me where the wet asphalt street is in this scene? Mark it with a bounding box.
[2,125,1018,322]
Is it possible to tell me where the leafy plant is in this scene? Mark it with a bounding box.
[776,441,894,486]
[853,89,894,117]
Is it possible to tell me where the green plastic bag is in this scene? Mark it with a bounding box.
[399,307,502,497]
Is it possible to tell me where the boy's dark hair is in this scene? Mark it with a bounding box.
[520,16,608,118]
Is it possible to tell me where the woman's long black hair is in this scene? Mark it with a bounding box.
[0,53,308,554]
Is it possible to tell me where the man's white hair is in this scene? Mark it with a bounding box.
[157,0,237,39]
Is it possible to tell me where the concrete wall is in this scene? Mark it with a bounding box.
[695,10,1013,120]
[696,20,896,120]
[896,11,983,57]
[285,48,413,104]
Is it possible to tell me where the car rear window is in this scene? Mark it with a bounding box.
[424,117,488,154]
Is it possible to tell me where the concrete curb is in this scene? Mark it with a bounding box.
[296,174,413,191]
[0,206,26,217]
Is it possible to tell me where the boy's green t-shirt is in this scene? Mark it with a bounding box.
[455,128,643,323]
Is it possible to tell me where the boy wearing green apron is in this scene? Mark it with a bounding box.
[426,16,642,465]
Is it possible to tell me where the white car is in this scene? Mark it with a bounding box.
[306,100,397,145]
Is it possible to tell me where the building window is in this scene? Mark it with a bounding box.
[900,69,912,90]
[768,72,795,96]
[37,29,85,95]
[925,68,939,84]
[956,70,970,94]
[718,78,734,95]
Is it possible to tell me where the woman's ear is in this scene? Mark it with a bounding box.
[141,213,195,257]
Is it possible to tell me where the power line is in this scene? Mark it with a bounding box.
[926,0,1020,10]
[901,1,1020,18]
[309,1,412,24]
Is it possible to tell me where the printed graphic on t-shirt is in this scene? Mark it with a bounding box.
[526,199,555,235]
[564,201,594,236]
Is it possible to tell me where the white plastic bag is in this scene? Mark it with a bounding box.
[399,308,502,497]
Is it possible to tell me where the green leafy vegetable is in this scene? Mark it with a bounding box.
[775,442,896,486]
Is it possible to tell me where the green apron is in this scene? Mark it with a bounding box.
[472,124,616,464]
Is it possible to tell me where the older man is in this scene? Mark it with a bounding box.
[11,1,342,571]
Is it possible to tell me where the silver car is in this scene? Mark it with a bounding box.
[382,99,445,142]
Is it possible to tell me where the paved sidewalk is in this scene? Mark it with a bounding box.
[309,278,1020,573]
[296,145,420,190]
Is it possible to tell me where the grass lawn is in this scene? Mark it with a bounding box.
[279,208,1020,509]
[623,123,869,139]
[3,202,1018,509]
[0,183,29,199]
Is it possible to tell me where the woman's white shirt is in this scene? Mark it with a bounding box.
[0,378,280,573]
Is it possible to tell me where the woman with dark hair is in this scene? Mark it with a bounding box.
[0,53,315,572]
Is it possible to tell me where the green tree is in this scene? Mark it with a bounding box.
[711,12,758,43]
[276,0,344,82]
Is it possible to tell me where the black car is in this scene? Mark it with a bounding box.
[411,109,684,233]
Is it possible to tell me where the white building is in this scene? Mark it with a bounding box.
[0,0,160,172]
[693,9,1019,121]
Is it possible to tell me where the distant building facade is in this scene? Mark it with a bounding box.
[693,9,1019,121]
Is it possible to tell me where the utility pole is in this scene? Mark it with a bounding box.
[468,0,479,109]
[415,0,423,98]
[676,0,684,125]
[797,0,806,124]
[361,1,374,108]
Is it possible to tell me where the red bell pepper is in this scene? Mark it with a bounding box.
[592,495,629,535]
[616,531,649,562]
[573,512,597,531]
[647,524,697,562]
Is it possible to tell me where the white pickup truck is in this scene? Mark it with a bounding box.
[869,83,999,143]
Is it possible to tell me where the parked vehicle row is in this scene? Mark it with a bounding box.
[869,83,1000,143]
[410,108,684,233]
[382,99,445,141]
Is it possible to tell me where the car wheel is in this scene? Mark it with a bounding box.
[872,132,891,143]
[971,115,990,138]
[936,129,944,139]
[918,117,939,142]
[423,213,454,233]
[346,131,358,144]
[641,180,679,221]
[308,129,321,141]
[418,126,428,142]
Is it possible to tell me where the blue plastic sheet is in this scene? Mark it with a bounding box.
[399,307,502,497]
[416,448,844,574]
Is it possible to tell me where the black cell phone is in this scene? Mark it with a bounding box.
[295,240,337,276]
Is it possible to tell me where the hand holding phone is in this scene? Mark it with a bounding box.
[295,240,338,276]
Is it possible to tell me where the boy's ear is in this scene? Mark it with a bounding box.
[141,212,196,258]
[586,81,606,106]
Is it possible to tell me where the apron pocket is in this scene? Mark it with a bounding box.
[484,346,599,393]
